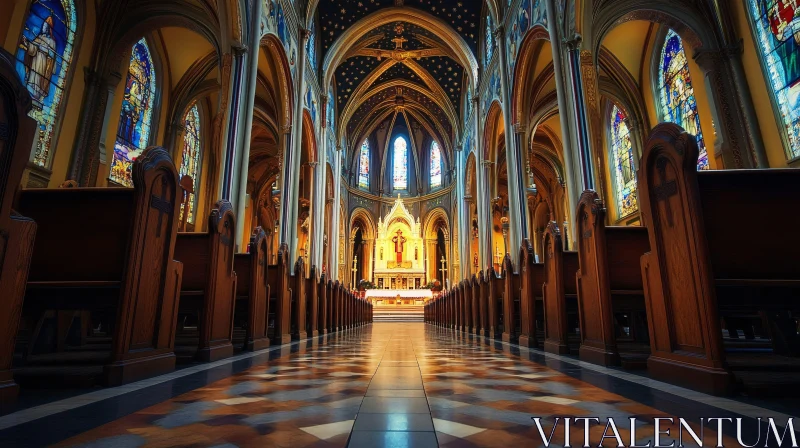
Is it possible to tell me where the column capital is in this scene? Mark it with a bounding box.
[455,145,463,152]
[231,42,248,56]
[492,25,505,39]
[564,34,583,51]
[514,122,525,134]
[692,48,725,72]
[282,124,292,135]
[300,28,312,41]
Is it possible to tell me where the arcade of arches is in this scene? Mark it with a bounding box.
[1,0,800,446]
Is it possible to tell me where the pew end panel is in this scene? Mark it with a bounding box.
[235,227,270,351]
[575,191,620,366]
[638,123,733,395]
[0,48,38,404]
[543,222,570,355]
[518,240,543,348]
[271,244,292,344]
[292,259,307,340]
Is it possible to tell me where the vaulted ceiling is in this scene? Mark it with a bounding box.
[318,0,484,153]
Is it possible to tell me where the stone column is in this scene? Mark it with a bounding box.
[545,0,581,246]
[230,0,264,249]
[330,146,343,281]
[513,123,529,238]
[495,25,523,265]
[694,48,763,169]
[67,68,122,187]
[565,35,595,191]
[219,45,247,200]
[281,28,310,266]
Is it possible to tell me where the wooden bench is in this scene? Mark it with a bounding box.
[576,190,650,367]
[270,244,292,344]
[639,123,800,396]
[501,255,521,343]
[233,227,270,351]
[317,273,327,335]
[16,147,182,387]
[173,201,237,362]
[461,281,470,333]
[291,259,307,340]
[478,271,489,337]
[519,240,545,348]
[486,267,503,339]
[542,222,580,355]
[471,275,481,335]
[0,48,38,403]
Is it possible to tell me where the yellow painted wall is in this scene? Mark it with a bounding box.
[732,0,790,167]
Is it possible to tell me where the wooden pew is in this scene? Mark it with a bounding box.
[325,280,334,332]
[501,255,520,343]
[173,201,237,362]
[486,266,503,339]
[461,282,470,333]
[269,244,292,344]
[478,271,489,337]
[318,273,327,335]
[16,147,182,387]
[0,48,38,402]
[471,275,481,335]
[575,190,650,367]
[542,222,580,355]
[639,123,800,396]
[291,259,307,339]
[233,227,270,351]
[518,240,545,348]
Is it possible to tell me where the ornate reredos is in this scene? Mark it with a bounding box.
[377,194,421,239]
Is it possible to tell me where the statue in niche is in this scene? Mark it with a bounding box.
[392,229,406,263]
[414,246,418,260]
[380,247,384,260]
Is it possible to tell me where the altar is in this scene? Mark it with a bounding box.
[372,196,426,289]
[364,289,433,306]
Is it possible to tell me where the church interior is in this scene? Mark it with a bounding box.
[0,0,799,446]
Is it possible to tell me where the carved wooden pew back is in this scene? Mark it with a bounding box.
[575,191,650,367]
[542,222,579,355]
[639,123,800,395]
[233,228,270,351]
[501,255,520,343]
[173,201,237,362]
[17,147,182,387]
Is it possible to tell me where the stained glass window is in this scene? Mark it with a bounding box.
[307,20,317,70]
[748,0,800,159]
[111,38,156,186]
[610,105,637,217]
[658,29,708,170]
[485,15,494,66]
[358,139,369,188]
[180,104,201,224]
[393,136,408,190]
[430,140,442,188]
[15,0,77,167]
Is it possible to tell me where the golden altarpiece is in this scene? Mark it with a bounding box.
[372,196,426,289]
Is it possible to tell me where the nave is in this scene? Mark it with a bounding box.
[0,322,789,447]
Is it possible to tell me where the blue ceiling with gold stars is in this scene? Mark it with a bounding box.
[322,0,482,144]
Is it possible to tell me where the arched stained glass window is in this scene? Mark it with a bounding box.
[180,104,202,224]
[15,0,77,167]
[393,136,408,190]
[430,140,442,188]
[358,139,369,188]
[485,15,494,66]
[658,29,708,170]
[610,105,637,217]
[111,38,156,186]
[307,20,317,70]
[747,0,800,159]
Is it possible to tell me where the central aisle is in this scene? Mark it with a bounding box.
[0,323,783,447]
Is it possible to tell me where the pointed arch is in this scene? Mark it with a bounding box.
[657,29,708,171]
[15,0,79,168]
[110,37,157,186]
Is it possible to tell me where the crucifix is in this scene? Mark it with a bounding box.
[654,157,678,226]
[439,256,447,287]
[392,229,406,263]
